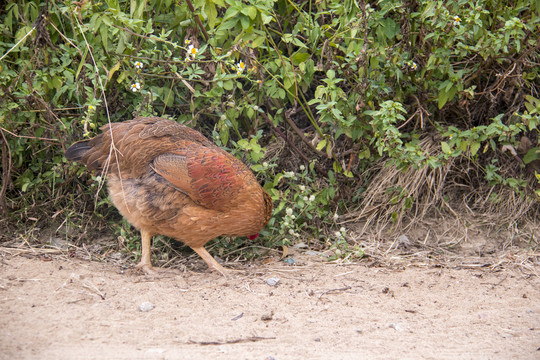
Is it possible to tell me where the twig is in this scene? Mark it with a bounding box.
[259,111,310,162]
[317,285,352,300]
[0,126,59,142]
[0,247,65,255]
[0,129,12,216]
[0,26,36,62]
[183,0,209,42]
[489,275,507,290]
[47,19,83,57]
[284,107,326,158]
[81,280,106,300]
[188,336,276,346]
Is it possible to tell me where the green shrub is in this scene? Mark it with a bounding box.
[0,0,538,255]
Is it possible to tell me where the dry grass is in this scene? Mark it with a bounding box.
[341,134,538,235]
[330,134,539,274]
[342,136,453,235]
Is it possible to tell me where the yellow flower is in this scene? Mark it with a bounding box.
[184,39,191,45]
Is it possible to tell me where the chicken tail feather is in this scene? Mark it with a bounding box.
[65,140,91,162]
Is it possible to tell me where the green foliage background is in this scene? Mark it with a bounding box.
[0,0,539,252]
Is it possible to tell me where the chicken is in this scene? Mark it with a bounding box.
[65,117,273,275]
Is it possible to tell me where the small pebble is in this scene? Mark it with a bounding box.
[139,302,154,312]
[145,348,165,355]
[305,250,326,257]
[389,323,405,332]
[261,311,274,321]
[396,235,411,248]
[266,277,280,286]
[282,257,297,265]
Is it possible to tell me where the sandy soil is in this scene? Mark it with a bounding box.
[0,252,538,360]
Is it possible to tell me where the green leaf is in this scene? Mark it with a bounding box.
[100,25,109,51]
[108,61,121,81]
[441,141,451,154]
[246,5,257,19]
[381,18,399,40]
[205,2,218,28]
[438,88,450,109]
[223,80,234,90]
[223,6,239,20]
[240,15,250,30]
[332,161,342,173]
[250,35,266,48]
[316,139,327,151]
[459,140,468,152]
[237,139,249,149]
[523,148,539,164]
[470,142,481,156]
[291,52,310,66]
[421,2,436,20]
[261,13,273,24]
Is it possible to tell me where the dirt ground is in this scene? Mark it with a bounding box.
[0,249,538,360]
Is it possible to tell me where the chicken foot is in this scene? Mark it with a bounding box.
[135,229,231,276]
[135,229,178,276]
[134,229,160,275]
[191,246,229,276]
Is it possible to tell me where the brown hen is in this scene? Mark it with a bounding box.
[65,117,273,275]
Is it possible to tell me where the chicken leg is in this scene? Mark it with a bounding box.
[191,246,228,276]
[135,229,156,275]
[137,229,228,276]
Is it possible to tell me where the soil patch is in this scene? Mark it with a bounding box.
[0,252,538,359]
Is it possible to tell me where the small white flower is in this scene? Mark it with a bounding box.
[184,39,191,45]
[283,221,289,227]
[288,229,295,235]
[303,196,309,202]
[131,82,141,92]
[410,61,418,70]
[291,215,295,220]
[134,61,143,69]
[335,231,342,237]
[453,15,461,26]
[333,213,339,220]
[286,208,293,216]
[263,162,269,168]
[187,44,198,58]
[309,195,316,202]
[299,165,305,171]
[299,185,306,192]
[340,227,346,233]
[236,61,245,74]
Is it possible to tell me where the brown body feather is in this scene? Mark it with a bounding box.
[66,117,273,274]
